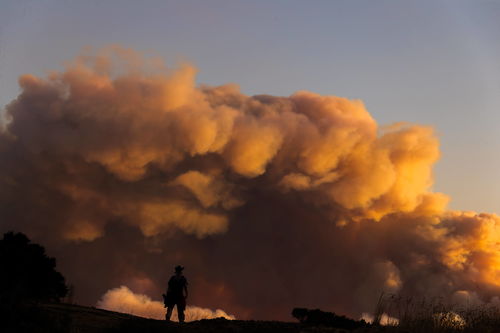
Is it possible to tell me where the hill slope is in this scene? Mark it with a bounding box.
[7,303,314,333]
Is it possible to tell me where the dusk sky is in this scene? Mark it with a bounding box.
[2,0,500,213]
[1,0,500,321]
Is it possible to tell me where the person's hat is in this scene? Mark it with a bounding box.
[175,265,184,272]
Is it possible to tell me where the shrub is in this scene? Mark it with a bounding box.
[0,231,68,304]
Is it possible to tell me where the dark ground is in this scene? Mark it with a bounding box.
[8,302,499,333]
[5,303,384,333]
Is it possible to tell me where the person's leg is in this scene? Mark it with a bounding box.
[177,305,185,323]
[177,298,186,322]
[165,306,173,321]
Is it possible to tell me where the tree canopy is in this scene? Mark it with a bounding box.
[0,231,68,303]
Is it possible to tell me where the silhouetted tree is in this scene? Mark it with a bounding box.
[0,231,68,304]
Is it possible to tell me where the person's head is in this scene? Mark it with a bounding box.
[174,265,184,275]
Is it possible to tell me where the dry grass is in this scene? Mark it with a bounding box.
[371,293,500,333]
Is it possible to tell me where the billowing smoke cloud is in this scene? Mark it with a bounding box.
[1,46,499,320]
[96,286,235,321]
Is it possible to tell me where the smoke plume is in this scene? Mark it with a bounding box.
[1,46,499,320]
[96,286,235,321]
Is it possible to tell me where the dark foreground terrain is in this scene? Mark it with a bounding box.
[5,303,377,333]
[5,302,500,333]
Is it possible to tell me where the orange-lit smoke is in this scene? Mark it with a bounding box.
[96,286,235,321]
[0,46,499,320]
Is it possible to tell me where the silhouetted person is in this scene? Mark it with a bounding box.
[163,265,188,322]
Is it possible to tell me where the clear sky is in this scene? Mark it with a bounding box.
[1,0,500,214]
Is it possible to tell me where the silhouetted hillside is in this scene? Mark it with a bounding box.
[6,302,500,332]
[6,303,381,333]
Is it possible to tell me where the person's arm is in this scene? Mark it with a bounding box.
[184,279,188,299]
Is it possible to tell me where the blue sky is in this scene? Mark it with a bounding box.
[1,0,500,213]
